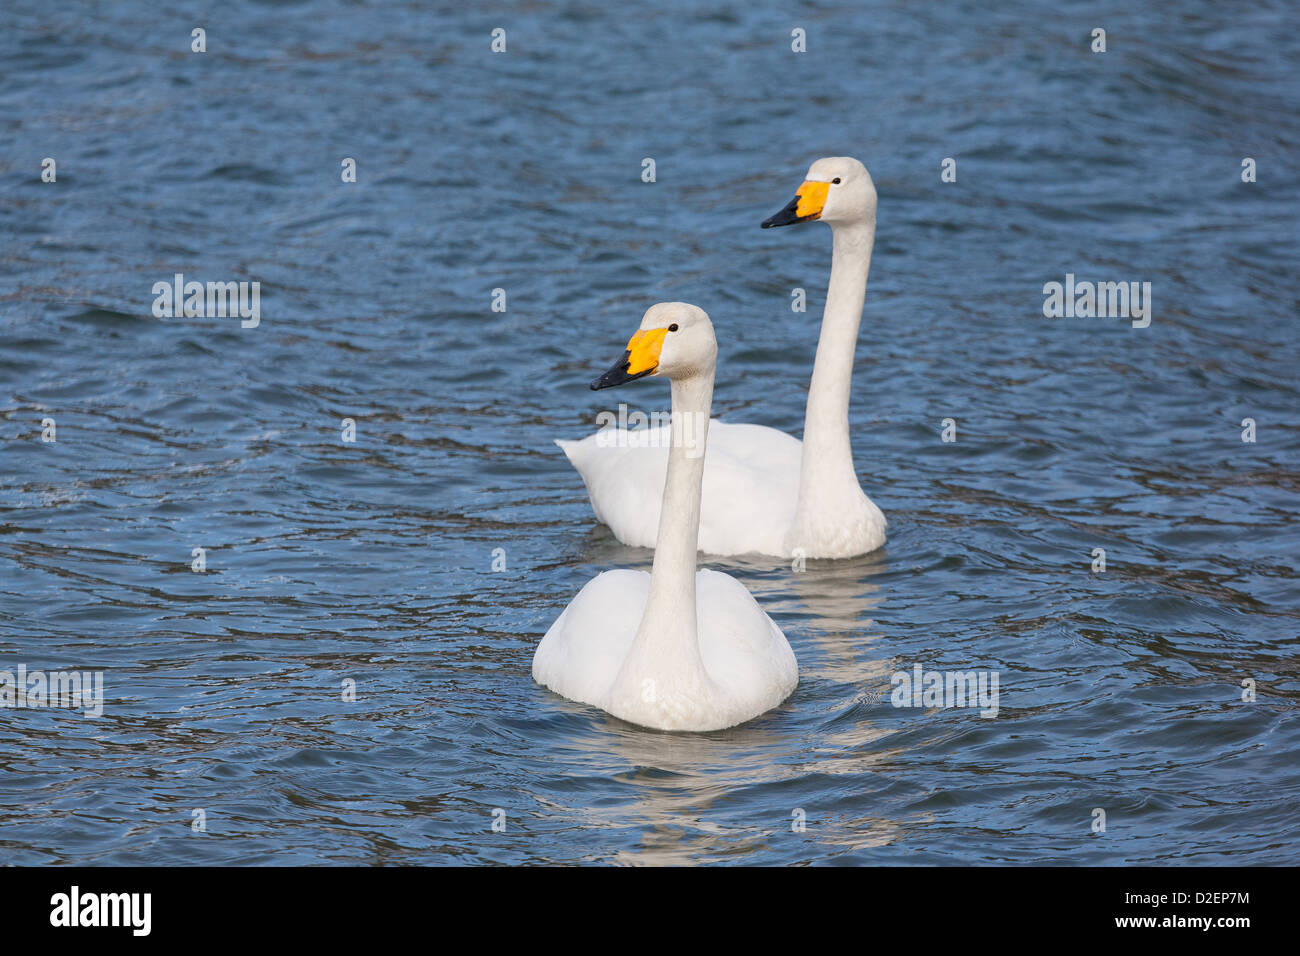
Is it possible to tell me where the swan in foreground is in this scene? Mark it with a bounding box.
[556,157,885,559]
[534,303,797,731]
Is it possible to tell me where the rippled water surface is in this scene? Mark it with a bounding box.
[2,1,1298,865]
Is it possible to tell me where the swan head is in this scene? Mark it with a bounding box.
[590,302,717,390]
[760,156,876,228]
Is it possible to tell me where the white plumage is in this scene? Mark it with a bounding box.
[533,568,797,731]
[556,421,801,555]
[534,303,798,732]
[557,157,888,559]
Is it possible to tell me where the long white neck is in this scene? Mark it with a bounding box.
[796,218,874,506]
[627,371,714,673]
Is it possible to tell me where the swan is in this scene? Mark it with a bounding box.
[534,303,798,732]
[556,157,885,559]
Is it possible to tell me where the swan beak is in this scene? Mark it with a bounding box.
[761,180,829,228]
[590,327,669,390]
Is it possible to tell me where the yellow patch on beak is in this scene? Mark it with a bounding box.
[795,181,830,220]
[625,327,669,376]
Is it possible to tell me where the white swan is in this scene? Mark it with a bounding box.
[557,157,885,559]
[534,303,798,732]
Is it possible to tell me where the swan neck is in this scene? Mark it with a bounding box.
[799,218,874,499]
[636,371,713,656]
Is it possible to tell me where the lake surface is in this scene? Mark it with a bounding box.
[1,0,1297,865]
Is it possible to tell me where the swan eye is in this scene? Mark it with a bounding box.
[668,324,679,332]
[832,178,842,185]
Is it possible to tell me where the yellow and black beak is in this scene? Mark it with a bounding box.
[591,327,669,390]
[761,180,829,228]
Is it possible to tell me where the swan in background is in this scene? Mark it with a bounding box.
[534,303,797,732]
[557,157,885,559]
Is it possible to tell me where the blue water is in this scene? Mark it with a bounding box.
[1,0,1298,865]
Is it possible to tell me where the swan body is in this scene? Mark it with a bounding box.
[556,421,800,555]
[534,567,796,731]
[558,157,887,559]
[535,303,798,732]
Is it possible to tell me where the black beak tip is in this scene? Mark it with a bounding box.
[591,353,637,391]
[761,196,802,229]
